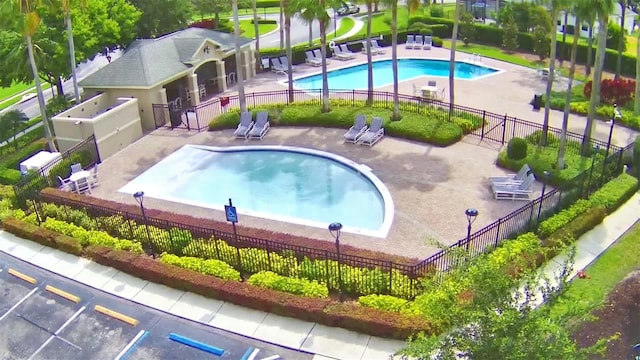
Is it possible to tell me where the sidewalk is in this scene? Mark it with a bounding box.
[0,229,404,360]
[0,193,637,359]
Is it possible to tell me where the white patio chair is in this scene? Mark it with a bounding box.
[248,111,270,140]
[358,116,385,147]
[492,173,536,201]
[57,176,74,192]
[234,111,254,139]
[343,114,368,143]
[405,35,416,49]
[488,164,531,186]
[70,163,82,174]
[89,164,100,187]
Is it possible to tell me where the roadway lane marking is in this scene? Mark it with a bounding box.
[8,268,37,284]
[26,305,86,360]
[114,329,148,360]
[241,347,259,360]
[45,285,81,303]
[260,356,281,360]
[168,332,225,356]
[0,287,38,322]
[94,305,139,326]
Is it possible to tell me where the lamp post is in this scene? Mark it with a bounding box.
[587,145,599,198]
[328,222,343,301]
[464,208,478,251]
[536,170,551,224]
[133,191,154,258]
[605,103,622,158]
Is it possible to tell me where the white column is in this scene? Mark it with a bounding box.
[216,61,227,92]
[188,73,200,105]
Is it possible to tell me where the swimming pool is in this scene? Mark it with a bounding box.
[292,58,499,90]
[119,145,393,237]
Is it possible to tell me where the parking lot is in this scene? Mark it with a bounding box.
[0,253,312,360]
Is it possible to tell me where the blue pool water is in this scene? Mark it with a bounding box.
[119,145,387,233]
[293,58,498,90]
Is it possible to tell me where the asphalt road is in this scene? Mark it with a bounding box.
[250,10,339,49]
[0,252,312,360]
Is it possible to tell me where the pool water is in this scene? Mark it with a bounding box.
[293,58,498,90]
[119,145,388,233]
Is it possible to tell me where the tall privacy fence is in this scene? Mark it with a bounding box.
[152,89,622,156]
[13,136,100,208]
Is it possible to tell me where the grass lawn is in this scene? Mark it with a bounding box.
[0,97,22,112]
[192,7,282,21]
[443,40,541,69]
[326,16,356,41]
[0,81,34,104]
[550,222,640,323]
[239,19,278,39]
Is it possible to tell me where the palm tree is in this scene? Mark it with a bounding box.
[582,0,614,155]
[635,20,640,115]
[448,0,462,111]
[388,0,401,120]
[0,109,29,150]
[252,0,262,72]
[363,0,374,105]
[283,0,294,103]
[58,0,85,104]
[541,0,567,146]
[0,0,57,152]
[232,0,247,112]
[292,0,335,112]
[615,0,626,79]
[557,11,582,169]
[575,4,597,77]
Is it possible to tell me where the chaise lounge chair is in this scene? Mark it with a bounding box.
[279,56,297,72]
[488,164,531,185]
[423,35,432,50]
[313,49,330,64]
[305,50,322,66]
[271,57,287,72]
[405,35,415,49]
[343,114,368,143]
[413,35,423,50]
[248,111,270,140]
[358,116,385,147]
[234,111,254,139]
[334,44,356,60]
[492,173,536,201]
[371,39,387,54]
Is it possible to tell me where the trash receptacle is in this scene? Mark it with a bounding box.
[530,94,542,110]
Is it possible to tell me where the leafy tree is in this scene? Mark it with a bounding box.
[0,0,141,97]
[0,0,57,152]
[128,0,194,38]
[533,25,550,61]
[502,15,518,52]
[191,0,229,26]
[0,110,29,150]
[459,12,475,46]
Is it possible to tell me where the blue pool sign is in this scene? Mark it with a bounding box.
[225,199,238,223]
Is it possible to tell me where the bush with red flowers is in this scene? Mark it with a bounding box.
[583,78,636,107]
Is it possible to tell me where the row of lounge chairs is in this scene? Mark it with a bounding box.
[488,164,535,201]
[305,50,327,66]
[343,115,385,147]
[234,111,271,140]
[304,40,387,66]
[405,35,433,50]
[333,44,356,60]
[360,40,386,55]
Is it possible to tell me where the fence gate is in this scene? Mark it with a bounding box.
[478,113,507,145]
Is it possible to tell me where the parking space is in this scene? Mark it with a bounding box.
[0,254,311,360]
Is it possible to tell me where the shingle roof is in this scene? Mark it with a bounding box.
[79,28,252,88]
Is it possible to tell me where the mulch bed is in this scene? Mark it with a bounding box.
[573,271,640,359]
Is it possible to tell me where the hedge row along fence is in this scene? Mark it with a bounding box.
[0,218,431,339]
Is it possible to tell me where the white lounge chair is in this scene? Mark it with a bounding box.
[492,173,536,201]
[249,111,270,140]
[405,35,416,49]
[371,39,386,54]
[488,164,531,186]
[336,44,356,60]
[279,56,297,72]
[270,57,286,72]
[358,116,385,147]
[423,35,432,50]
[305,50,322,66]
[313,49,330,64]
[234,111,254,139]
[344,114,368,143]
[413,35,423,50]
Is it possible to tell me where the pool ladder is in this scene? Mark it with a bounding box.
[469,53,482,64]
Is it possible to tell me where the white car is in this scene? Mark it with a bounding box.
[336,2,360,16]
[20,93,37,102]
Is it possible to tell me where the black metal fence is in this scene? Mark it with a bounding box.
[152,89,622,156]
[13,136,100,207]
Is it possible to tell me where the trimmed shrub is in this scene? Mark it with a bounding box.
[248,271,329,298]
[432,36,444,47]
[159,253,241,281]
[537,199,592,239]
[507,137,528,160]
[429,6,445,17]
[251,18,277,25]
[544,207,607,249]
[0,167,22,185]
[589,173,638,211]
[2,217,83,255]
[524,130,559,147]
[0,139,48,170]
[358,294,409,312]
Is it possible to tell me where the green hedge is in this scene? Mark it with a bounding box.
[0,167,22,185]
[589,173,638,211]
[251,18,277,25]
[537,199,592,239]
[159,253,241,281]
[0,139,47,170]
[209,104,465,147]
[543,206,608,250]
[248,271,329,298]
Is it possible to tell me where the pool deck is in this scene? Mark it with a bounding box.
[90,45,636,260]
[91,127,540,259]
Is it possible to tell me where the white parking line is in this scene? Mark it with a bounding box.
[0,287,38,322]
[27,305,86,360]
[114,329,148,360]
